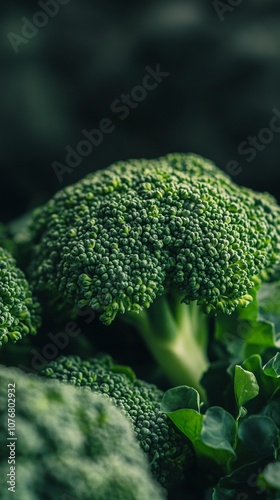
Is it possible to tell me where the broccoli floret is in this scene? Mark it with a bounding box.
[0,364,166,500]
[41,354,194,487]
[28,153,280,396]
[0,247,41,347]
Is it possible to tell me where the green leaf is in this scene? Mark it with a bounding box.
[258,281,280,336]
[261,400,280,427]
[215,314,276,362]
[242,354,280,409]
[212,487,236,499]
[238,415,279,457]
[111,364,136,382]
[234,365,259,408]
[214,460,267,499]
[242,354,263,376]
[201,407,237,457]
[243,320,275,346]
[215,282,279,362]
[258,462,280,491]
[164,405,237,471]
[165,408,203,442]
[263,352,280,378]
[160,386,200,413]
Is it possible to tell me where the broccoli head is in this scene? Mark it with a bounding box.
[28,153,280,395]
[0,364,166,500]
[0,247,41,347]
[41,354,194,487]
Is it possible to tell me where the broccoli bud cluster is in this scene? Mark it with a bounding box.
[42,354,194,486]
[0,364,166,500]
[29,153,280,323]
[0,247,41,346]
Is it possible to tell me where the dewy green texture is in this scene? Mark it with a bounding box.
[0,365,166,500]
[0,247,41,346]
[28,153,280,393]
[41,354,194,486]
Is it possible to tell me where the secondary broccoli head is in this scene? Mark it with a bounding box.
[28,153,280,323]
[41,354,194,486]
[0,247,41,347]
[0,365,166,500]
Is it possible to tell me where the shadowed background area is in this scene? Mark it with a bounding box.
[1,0,280,222]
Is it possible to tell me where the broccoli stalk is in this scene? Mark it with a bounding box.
[125,295,209,398]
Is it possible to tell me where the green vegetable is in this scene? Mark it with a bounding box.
[0,247,41,347]
[41,354,194,487]
[27,153,280,396]
[0,364,166,500]
[161,352,280,498]
[214,279,280,363]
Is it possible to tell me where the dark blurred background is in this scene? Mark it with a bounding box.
[1,0,280,223]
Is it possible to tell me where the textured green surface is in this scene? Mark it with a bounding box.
[0,365,166,500]
[42,354,194,486]
[29,153,280,323]
[0,247,41,347]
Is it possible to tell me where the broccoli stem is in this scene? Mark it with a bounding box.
[125,295,209,400]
